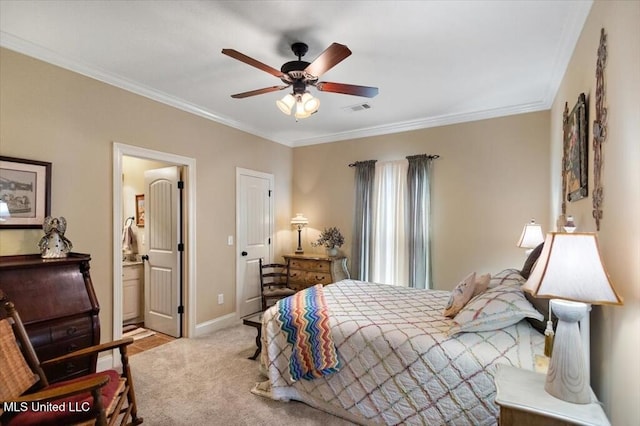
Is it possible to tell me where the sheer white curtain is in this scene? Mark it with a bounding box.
[371,160,409,286]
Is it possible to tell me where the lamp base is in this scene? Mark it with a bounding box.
[545,299,591,404]
[295,249,304,254]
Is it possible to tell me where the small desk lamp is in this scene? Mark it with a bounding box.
[0,201,10,221]
[517,218,544,256]
[291,213,308,254]
[522,232,623,404]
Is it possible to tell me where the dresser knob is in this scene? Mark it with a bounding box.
[67,326,78,336]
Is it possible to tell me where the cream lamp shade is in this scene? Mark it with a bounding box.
[290,213,309,227]
[517,219,544,249]
[522,232,623,404]
[291,213,309,254]
[522,232,622,304]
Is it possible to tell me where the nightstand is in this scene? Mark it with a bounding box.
[494,364,610,426]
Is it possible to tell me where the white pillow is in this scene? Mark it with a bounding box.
[449,284,543,335]
[488,268,525,288]
[443,272,477,318]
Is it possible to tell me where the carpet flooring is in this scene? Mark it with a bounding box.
[129,324,357,425]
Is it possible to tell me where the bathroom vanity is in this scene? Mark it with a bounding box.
[123,260,144,324]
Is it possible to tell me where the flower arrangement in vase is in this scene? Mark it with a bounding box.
[312,227,344,256]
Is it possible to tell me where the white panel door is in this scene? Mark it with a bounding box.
[236,168,273,318]
[144,166,181,337]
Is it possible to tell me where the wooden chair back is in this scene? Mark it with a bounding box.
[259,258,295,311]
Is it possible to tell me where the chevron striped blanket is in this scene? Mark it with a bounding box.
[276,284,341,380]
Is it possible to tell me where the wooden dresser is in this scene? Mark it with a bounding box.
[283,254,350,291]
[0,253,100,383]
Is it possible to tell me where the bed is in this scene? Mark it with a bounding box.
[257,265,546,425]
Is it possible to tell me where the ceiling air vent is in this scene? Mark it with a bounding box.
[343,103,373,112]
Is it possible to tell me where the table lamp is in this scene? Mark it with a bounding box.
[290,213,308,254]
[0,201,10,221]
[517,218,544,255]
[522,232,623,404]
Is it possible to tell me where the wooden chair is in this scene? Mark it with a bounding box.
[259,258,296,311]
[0,290,143,426]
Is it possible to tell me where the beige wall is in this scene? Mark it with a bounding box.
[549,1,640,424]
[0,48,293,339]
[292,111,550,289]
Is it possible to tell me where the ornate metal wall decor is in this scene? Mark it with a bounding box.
[561,102,569,216]
[565,93,589,202]
[592,28,607,230]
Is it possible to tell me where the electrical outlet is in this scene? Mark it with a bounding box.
[217,294,224,305]
[227,235,234,246]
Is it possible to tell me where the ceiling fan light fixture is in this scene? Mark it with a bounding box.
[294,100,312,119]
[300,92,320,114]
[276,93,296,115]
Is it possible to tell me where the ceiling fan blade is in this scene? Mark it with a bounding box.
[230,85,289,99]
[304,43,352,78]
[222,49,284,78]
[315,82,379,98]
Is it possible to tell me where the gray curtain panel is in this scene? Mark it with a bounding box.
[407,155,433,289]
[351,160,376,281]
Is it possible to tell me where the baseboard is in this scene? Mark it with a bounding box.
[194,312,239,337]
[97,353,115,371]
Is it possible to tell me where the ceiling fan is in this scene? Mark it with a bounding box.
[221,42,378,118]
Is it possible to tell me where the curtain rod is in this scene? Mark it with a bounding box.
[348,154,440,167]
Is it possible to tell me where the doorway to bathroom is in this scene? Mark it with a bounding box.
[112,143,197,357]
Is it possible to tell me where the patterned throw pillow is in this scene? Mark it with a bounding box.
[488,268,526,288]
[471,273,491,298]
[448,284,543,335]
[443,272,477,318]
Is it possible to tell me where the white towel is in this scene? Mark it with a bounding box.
[122,224,137,254]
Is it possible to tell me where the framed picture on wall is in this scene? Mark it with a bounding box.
[565,93,588,202]
[135,194,145,227]
[0,156,52,228]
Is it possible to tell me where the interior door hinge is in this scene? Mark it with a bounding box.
[268,238,271,245]
[268,190,272,197]
[178,243,184,252]
[178,305,184,314]
[178,180,184,189]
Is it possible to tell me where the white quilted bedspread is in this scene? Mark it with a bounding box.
[261,280,544,425]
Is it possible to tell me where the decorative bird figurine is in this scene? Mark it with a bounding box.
[38,216,73,258]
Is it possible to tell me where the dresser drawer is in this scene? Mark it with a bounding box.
[51,317,93,341]
[289,268,306,283]
[289,259,316,271]
[37,334,96,383]
[27,316,93,347]
[36,334,95,359]
[304,272,332,285]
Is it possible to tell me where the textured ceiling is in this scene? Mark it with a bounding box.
[0,1,592,146]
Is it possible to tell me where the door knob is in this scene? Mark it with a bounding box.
[141,255,149,261]
[241,251,248,256]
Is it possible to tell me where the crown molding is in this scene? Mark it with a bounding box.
[0,32,284,145]
[290,100,550,147]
